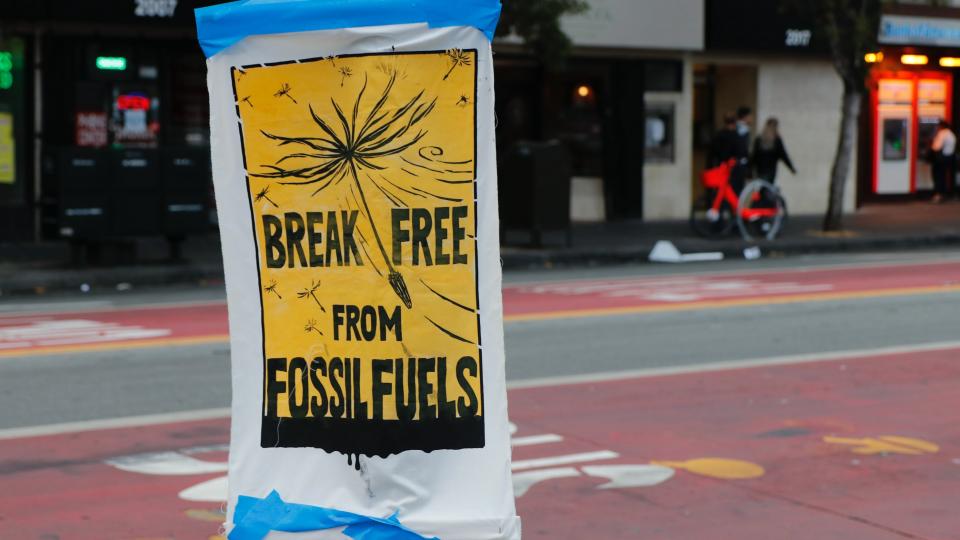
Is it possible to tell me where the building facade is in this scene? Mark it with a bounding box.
[5,0,933,245]
[0,0,219,243]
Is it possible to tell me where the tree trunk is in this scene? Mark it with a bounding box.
[823,88,861,231]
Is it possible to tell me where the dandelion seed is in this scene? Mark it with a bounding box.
[442,49,471,81]
[254,186,278,207]
[297,279,326,312]
[338,67,353,87]
[456,94,470,107]
[264,279,282,299]
[274,83,298,104]
[241,96,254,108]
[304,319,323,335]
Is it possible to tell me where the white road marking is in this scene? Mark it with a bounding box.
[0,299,226,319]
[513,277,834,304]
[512,450,619,471]
[507,340,960,390]
[0,301,113,314]
[0,319,171,349]
[0,407,231,440]
[106,451,229,476]
[511,434,563,447]
[179,475,229,502]
[513,467,580,497]
[581,464,675,489]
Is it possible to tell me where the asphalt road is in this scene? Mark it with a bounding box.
[1,249,959,430]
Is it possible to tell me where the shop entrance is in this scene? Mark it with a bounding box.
[870,71,952,195]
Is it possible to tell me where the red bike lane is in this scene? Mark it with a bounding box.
[1,345,957,539]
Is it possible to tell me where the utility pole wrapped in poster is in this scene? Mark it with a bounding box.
[195,1,516,539]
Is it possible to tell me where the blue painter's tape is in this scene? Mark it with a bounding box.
[195,0,502,58]
[229,490,438,540]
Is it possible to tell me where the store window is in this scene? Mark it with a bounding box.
[0,37,27,201]
[645,102,675,163]
[550,81,604,177]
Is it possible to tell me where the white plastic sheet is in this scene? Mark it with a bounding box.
[204,19,518,540]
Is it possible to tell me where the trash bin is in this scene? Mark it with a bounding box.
[111,148,160,236]
[499,140,572,246]
[57,147,110,240]
[161,147,210,237]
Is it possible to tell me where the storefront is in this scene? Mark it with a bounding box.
[494,0,701,227]
[861,4,960,200]
[699,0,857,217]
[0,0,221,243]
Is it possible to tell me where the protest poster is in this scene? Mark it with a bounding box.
[195,1,518,538]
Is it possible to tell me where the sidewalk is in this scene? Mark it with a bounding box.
[503,200,960,267]
[1,201,959,296]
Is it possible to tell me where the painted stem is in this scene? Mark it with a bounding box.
[348,162,412,308]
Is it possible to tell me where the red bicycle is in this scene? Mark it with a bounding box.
[690,159,787,241]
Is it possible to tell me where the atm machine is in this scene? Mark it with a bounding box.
[916,78,949,191]
[872,72,951,195]
[874,78,912,194]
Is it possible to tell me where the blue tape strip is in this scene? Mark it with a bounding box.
[229,490,439,540]
[195,0,502,58]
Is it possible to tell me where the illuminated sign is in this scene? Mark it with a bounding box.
[880,14,960,47]
[117,94,150,110]
[95,56,127,71]
[0,52,12,90]
[134,0,178,17]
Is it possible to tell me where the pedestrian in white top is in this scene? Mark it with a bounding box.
[930,119,956,203]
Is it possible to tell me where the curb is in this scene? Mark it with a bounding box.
[500,234,960,270]
[3,234,960,296]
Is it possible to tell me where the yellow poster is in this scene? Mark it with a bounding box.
[0,112,14,184]
[233,50,483,459]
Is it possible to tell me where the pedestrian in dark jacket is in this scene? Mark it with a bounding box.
[752,117,796,183]
[709,112,749,193]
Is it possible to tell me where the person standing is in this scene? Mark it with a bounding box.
[709,111,750,193]
[752,117,797,183]
[930,119,956,203]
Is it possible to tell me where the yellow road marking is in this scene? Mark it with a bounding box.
[823,435,939,455]
[503,283,960,322]
[4,283,959,357]
[0,334,229,359]
[651,458,765,480]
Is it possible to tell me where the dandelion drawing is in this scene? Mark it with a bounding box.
[326,55,338,67]
[274,83,298,104]
[456,94,470,107]
[297,279,326,312]
[240,96,254,108]
[252,71,438,309]
[304,319,323,336]
[264,279,282,299]
[442,49,471,81]
[376,62,406,80]
[338,67,353,87]
[254,186,278,208]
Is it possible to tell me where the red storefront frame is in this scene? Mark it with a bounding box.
[870,69,952,195]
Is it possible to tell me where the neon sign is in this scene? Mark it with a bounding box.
[96,56,127,71]
[117,94,150,110]
[0,52,12,90]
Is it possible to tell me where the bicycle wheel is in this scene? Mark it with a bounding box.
[736,180,787,241]
[690,190,734,238]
